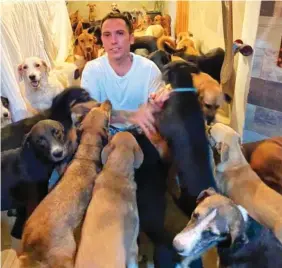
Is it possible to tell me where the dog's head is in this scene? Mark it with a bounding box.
[173,188,247,258]
[207,123,241,164]
[163,60,200,88]
[101,132,144,170]
[154,15,162,25]
[192,72,224,124]
[80,100,112,136]
[87,3,96,12]
[70,10,80,26]
[148,50,171,72]
[1,96,12,127]
[18,57,50,89]
[74,31,97,59]
[23,119,70,162]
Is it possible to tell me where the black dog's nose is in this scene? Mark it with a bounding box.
[29,75,36,81]
[52,149,63,158]
[3,112,9,118]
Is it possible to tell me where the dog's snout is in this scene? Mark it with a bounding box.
[3,112,9,118]
[29,75,36,81]
[86,47,92,52]
[173,237,185,252]
[52,149,63,158]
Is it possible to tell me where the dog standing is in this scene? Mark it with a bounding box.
[208,123,282,243]
[173,188,282,268]
[19,101,111,268]
[18,57,65,113]
[1,96,12,127]
[87,3,96,24]
[75,132,143,268]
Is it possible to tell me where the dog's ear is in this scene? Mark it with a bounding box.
[196,187,217,205]
[75,21,83,37]
[101,143,115,165]
[41,60,50,74]
[17,64,24,82]
[229,221,248,247]
[133,144,144,169]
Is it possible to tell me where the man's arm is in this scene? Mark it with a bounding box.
[111,109,134,124]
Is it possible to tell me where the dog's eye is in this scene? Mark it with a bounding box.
[35,63,40,68]
[80,39,84,43]
[23,65,28,70]
[52,128,60,136]
[204,103,212,109]
[192,212,200,220]
[89,39,93,42]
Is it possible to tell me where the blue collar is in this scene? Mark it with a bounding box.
[173,87,197,93]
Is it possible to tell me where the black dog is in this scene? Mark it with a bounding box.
[130,36,158,54]
[147,50,171,72]
[2,119,75,238]
[157,61,216,217]
[1,87,92,151]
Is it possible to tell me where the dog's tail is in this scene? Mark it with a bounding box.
[157,36,186,55]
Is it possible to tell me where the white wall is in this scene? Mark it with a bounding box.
[67,1,156,21]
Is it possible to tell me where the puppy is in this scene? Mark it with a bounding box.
[208,123,282,243]
[173,188,282,268]
[1,96,12,127]
[192,72,227,124]
[19,101,112,268]
[157,60,216,217]
[18,57,65,112]
[75,132,143,268]
[1,87,92,151]
[242,137,282,194]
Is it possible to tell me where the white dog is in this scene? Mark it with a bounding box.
[1,96,12,127]
[18,57,80,113]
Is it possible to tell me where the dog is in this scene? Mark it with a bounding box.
[242,137,282,194]
[161,14,171,36]
[1,96,12,127]
[173,187,282,268]
[130,36,158,55]
[145,24,165,39]
[154,15,162,25]
[87,3,96,23]
[75,132,143,268]
[74,30,99,74]
[19,100,112,268]
[208,123,282,243]
[111,2,121,14]
[156,60,216,217]
[1,119,77,239]
[1,87,92,152]
[70,10,91,36]
[192,72,228,124]
[18,57,66,112]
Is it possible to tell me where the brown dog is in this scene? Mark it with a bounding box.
[192,72,224,124]
[242,137,282,194]
[19,100,112,268]
[87,3,96,24]
[75,132,143,268]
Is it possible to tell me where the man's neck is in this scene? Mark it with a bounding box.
[109,53,133,76]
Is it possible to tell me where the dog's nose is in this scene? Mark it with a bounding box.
[173,238,185,252]
[3,112,9,118]
[29,75,36,81]
[52,149,63,158]
[86,47,92,52]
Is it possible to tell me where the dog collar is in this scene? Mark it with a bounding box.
[173,87,197,93]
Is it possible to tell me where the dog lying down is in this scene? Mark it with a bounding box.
[173,188,282,268]
[19,101,111,268]
[208,123,282,244]
[1,87,92,152]
[75,132,143,268]
[1,119,73,212]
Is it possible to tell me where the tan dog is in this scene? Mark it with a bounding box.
[192,72,224,124]
[154,15,162,25]
[75,132,143,268]
[161,14,171,36]
[208,123,282,244]
[87,3,96,23]
[242,137,282,194]
[70,10,81,26]
[19,101,112,268]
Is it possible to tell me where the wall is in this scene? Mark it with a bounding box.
[67,1,156,21]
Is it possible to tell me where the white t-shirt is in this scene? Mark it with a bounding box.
[81,53,164,112]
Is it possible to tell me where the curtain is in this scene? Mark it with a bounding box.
[175,0,189,37]
[0,0,73,121]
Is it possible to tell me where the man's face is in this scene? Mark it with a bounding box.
[101,19,134,61]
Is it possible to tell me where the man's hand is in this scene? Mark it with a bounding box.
[129,103,161,138]
[149,86,172,108]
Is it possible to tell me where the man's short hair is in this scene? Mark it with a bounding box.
[101,12,133,34]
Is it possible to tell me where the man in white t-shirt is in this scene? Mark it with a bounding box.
[81,13,179,267]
